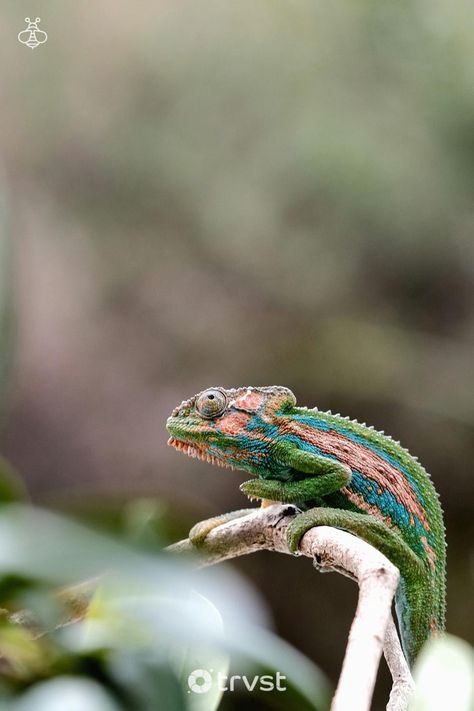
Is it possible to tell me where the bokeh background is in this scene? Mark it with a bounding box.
[1,0,473,708]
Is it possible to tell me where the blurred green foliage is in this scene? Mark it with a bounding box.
[410,635,474,711]
[0,504,330,710]
[0,0,473,709]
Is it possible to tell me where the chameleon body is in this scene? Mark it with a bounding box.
[167,386,446,666]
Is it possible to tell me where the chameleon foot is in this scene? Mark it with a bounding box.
[286,508,424,577]
[240,479,285,503]
[286,510,324,553]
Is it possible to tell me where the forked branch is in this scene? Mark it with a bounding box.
[167,504,414,711]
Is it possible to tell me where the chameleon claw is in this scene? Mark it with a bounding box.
[286,515,309,554]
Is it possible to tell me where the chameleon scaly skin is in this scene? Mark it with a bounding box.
[167,386,446,666]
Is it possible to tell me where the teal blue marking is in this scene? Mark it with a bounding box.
[290,412,425,504]
[278,433,432,560]
[244,415,434,553]
[350,471,428,552]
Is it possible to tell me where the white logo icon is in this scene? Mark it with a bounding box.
[18,17,48,49]
[187,669,213,694]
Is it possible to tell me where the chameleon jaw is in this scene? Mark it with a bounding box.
[167,436,235,470]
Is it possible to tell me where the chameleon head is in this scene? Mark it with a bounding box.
[166,386,296,476]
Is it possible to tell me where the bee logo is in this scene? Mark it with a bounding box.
[18,17,48,49]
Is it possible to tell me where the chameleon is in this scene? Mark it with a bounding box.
[166,385,446,666]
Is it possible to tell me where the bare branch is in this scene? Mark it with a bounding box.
[384,617,416,711]
[167,504,414,711]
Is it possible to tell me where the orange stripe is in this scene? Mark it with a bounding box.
[284,421,430,531]
[341,488,401,533]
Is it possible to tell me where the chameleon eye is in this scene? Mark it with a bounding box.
[196,388,228,419]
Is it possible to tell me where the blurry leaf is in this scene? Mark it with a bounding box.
[173,593,228,711]
[0,619,51,680]
[13,677,122,711]
[409,634,474,711]
[74,588,228,710]
[0,505,330,708]
[106,653,187,711]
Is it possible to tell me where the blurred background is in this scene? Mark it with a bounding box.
[0,0,473,708]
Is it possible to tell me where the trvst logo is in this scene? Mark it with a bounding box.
[187,669,213,694]
[187,668,287,694]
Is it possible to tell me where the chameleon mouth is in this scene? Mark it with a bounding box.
[167,437,235,470]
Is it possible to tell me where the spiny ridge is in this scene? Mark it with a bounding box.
[167,437,234,470]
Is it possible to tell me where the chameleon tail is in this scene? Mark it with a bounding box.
[396,565,445,666]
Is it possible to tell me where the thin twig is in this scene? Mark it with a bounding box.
[384,617,416,711]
